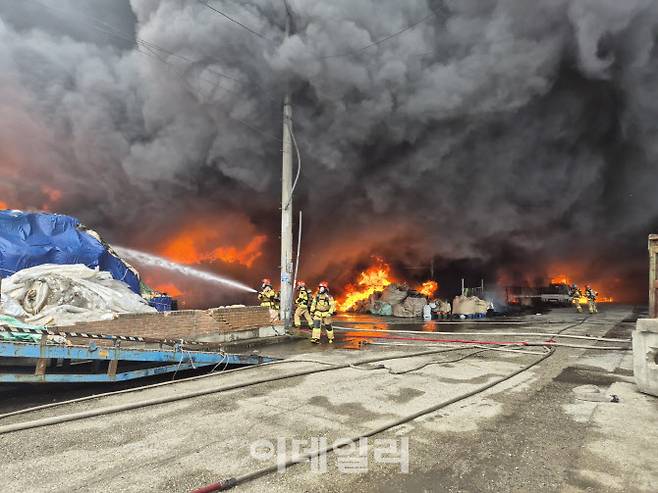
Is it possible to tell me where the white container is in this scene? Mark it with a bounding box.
[422,304,432,321]
[633,319,658,397]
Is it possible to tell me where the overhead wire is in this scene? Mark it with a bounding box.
[283,120,302,210]
[32,0,248,89]
[198,0,275,42]
[317,3,449,60]
[29,0,281,142]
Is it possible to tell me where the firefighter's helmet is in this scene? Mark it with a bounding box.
[261,278,272,286]
[296,280,306,288]
[318,281,329,289]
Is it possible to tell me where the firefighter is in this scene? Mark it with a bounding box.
[569,284,583,313]
[585,285,598,314]
[257,278,279,320]
[310,281,336,344]
[293,280,313,328]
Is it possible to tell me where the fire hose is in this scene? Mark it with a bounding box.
[0,320,614,422]
[332,325,630,343]
[0,357,333,421]
[190,346,555,492]
[0,346,489,434]
[340,332,630,350]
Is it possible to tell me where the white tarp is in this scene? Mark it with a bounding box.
[0,264,156,326]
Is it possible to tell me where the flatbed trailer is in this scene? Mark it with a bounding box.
[0,338,274,383]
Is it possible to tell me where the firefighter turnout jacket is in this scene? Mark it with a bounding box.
[295,287,311,307]
[258,286,278,308]
[311,292,336,318]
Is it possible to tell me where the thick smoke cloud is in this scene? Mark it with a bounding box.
[1,0,658,304]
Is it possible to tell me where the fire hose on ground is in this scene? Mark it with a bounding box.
[0,357,337,421]
[333,316,631,350]
[0,346,502,434]
[332,326,629,343]
[190,346,555,492]
[0,320,623,422]
[340,332,631,350]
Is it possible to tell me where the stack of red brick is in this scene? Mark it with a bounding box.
[64,306,270,341]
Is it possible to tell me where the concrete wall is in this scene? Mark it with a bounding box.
[64,306,271,341]
[634,318,658,397]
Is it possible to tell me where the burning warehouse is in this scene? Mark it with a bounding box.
[1,1,658,492]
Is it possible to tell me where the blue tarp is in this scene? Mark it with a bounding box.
[0,210,140,293]
[148,295,174,312]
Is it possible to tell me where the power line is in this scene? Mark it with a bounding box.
[28,0,281,142]
[32,0,272,98]
[319,4,448,60]
[198,0,275,42]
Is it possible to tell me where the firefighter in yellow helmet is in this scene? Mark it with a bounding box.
[569,284,583,313]
[585,285,598,314]
[310,281,336,344]
[257,278,277,307]
[293,280,313,328]
[257,278,279,320]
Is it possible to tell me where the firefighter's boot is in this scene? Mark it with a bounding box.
[326,325,334,344]
[311,320,321,344]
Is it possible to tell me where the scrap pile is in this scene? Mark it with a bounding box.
[0,210,158,326]
[352,283,440,318]
[1,264,156,326]
[452,294,491,318]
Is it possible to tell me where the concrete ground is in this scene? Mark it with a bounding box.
[1,305,657,492]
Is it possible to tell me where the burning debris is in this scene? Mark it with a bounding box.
[550,274,614,304]
[336,259,394,312]
[507,273,613,308]
[336,259,445,318]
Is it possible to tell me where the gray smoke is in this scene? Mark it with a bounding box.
[1,0,657,304]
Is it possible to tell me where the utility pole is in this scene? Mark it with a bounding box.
[279,6,293,327]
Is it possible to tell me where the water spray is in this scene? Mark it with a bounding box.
[113,246,257,293]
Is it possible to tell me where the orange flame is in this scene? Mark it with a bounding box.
[549,273,613,303]
[0,200,7,209]
[40,186,62,211]
[150,282,183,297]
[160,226,266,268]
[550,274,571,285]
[416,280,438,298]
[336,258,440,311]
[337,259,395,311]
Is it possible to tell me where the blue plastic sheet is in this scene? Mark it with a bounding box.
[0,210,140,293]
[148,296,174,312]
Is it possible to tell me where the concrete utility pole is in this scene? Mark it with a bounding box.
[279,7,293,327]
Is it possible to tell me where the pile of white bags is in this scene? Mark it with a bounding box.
[1,264,156,326]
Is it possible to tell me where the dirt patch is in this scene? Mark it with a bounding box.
[553,367,620,387]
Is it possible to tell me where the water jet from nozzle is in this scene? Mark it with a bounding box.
[114,246,257,293]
